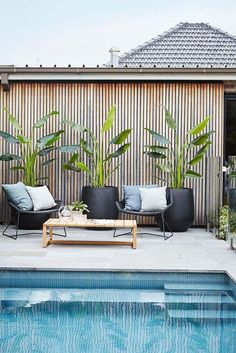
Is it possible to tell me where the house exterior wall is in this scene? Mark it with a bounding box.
[0,82,224,225]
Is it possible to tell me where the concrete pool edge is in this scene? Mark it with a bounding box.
[0,266,235,283]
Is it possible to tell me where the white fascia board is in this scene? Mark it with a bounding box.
[7,72,236,81]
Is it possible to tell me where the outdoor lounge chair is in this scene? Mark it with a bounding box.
[3,200,67,240]
[115,188,173,240]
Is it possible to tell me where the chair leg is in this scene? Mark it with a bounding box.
[53,227,67,237]
[2,213,20,240]
[2,217,68,239]
[162,214,173,240]
[113,228,132,238]
[136,214,173,240]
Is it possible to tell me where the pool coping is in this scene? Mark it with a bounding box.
[0,266,235,283]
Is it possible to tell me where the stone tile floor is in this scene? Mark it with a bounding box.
[0,225,236,281]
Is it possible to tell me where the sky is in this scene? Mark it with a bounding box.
[1,0,236,67]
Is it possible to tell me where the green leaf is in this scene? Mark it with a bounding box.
[189,154,204,166]
[0,154,23,161]
[102,106,116,133]
[229,172,236,179]
[0,131,19,143]
[3,108,22,130]
[144,128,170,144]
[17,135,30,144]
[185,170,202,178]
[33,111,59,128]
[191,132,214,146]
[37,130,64,148]
[188,116,211,136]
[196,142,211,155]
[156,163,171,173]
[112,143,131,157]
[59,145,80,153]
[80,139,93,155]
[146,152,166,159]
[75,161,91,173]
[61,120,87,133]
[165,109,176,130]
[41,158,55,166]
[68,153,79,164]
[110,129,132,144]
[38,146,57,156]
[62,163,81,172]
[144,145,168,152]
[189,142,211,166]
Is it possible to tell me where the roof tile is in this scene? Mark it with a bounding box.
[114,23,236,68]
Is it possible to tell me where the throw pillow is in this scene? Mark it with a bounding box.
[26,185,56,211]
[139,187,167,212]
[123,185,158,211]
[2,182,33,210]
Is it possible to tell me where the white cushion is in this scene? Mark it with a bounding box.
[26,185,56,211]
[139,187,167,212]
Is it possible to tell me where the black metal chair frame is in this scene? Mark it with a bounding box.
[2,201,67,240]
[115,189,174,240]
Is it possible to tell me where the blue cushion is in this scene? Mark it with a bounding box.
[123,185,158,211]
[2,182,33,210]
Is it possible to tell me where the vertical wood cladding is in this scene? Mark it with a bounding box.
[0,82,224,225]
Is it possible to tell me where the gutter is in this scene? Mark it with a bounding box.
[1,65,236,91]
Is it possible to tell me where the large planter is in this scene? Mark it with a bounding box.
[82,186,119,220]
[228,188,236,212]
[164,188,194,232]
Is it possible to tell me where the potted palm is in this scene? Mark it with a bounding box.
[62,105,132,219]
[145,108,214,231]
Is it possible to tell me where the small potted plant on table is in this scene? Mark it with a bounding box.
[70,201,89,222]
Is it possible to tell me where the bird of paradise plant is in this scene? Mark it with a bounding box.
[62,106,132,187]
[0,108,65,186]
[144,108,214,189]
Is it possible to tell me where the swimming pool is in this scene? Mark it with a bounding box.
[0,271,235,353]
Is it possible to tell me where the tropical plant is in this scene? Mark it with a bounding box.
[144,108,214,189]
[218,205,229,240]
[70,201,89,213]
[62,106,132,187]
[0,108,65,186]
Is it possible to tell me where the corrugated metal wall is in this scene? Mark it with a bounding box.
[0,82,224,225]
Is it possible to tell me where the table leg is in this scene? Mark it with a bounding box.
[49,226,53,241]
[43,224,48,248]
[132,224,137,249]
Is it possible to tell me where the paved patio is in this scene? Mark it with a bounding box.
[0,225,236,281]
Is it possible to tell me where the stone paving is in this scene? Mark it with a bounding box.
[0,225,236,281]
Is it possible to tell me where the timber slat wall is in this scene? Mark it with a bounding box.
[0,82,224,225]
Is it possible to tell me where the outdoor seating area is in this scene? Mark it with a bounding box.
[1,10,236,352]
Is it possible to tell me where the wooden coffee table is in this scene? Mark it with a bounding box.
[42,218,137,249]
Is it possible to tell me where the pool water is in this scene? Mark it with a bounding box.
[0,271,235,353]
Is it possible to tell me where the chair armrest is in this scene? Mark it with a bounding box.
[7,200,62,215]
[116,200,126,212]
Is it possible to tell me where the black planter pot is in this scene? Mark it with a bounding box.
[228,189,236,212]
[164,188,194,232]
[82,186,119,220]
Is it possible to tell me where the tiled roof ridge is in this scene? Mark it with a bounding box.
[119,22,236,62]
[119,22,185,60]
[203,22,236,41]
